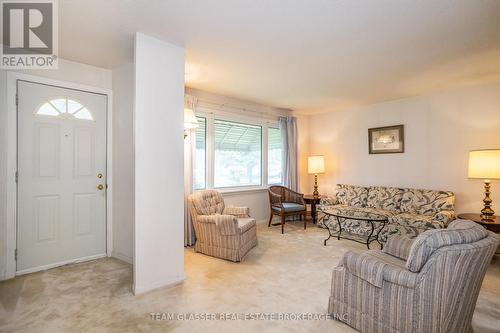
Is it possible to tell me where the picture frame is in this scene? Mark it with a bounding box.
[368,125,404,154]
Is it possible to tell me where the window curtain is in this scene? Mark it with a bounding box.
[184,95,197,246]
[280,116,298,191]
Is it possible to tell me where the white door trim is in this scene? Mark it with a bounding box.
[4,72,113,279]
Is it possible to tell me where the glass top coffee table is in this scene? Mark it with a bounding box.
[320,209,388,249]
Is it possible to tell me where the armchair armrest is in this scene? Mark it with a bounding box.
[223,207,250,218]
[198,215,238,236]
[383,235,414,261]
[433,210,456,227]
[342,251,417,288]
[269,191,283,209]
[342,251,386,288]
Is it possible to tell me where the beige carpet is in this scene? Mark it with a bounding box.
[0,221,499,333]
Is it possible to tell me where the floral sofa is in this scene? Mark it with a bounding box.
[318,184,455,243]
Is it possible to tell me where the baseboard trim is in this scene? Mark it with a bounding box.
[111,251,133,264]
[16,253,107,276]
[133,272,186,295]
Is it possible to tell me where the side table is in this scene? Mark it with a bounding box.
[458,213,500,254]
[303,195,323,224]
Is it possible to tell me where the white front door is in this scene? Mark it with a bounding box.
[17,80,107,273]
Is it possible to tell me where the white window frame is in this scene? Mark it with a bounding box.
[194,107,282,193]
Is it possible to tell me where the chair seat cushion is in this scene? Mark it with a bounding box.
[389,213,443,229]
[272,202,306,213]
[237,217,256,233]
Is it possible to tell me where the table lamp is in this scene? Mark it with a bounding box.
[308,155,325,197]
[468,149,500,222]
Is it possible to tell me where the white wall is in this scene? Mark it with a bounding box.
[133,33,185,294]
[111,63,134,263]
[305,80,500,214]
[0,60,112,280]
[222,190,270,222]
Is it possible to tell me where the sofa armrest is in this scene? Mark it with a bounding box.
[198,215,238,236]
[223,207,250,218]
[433,210,456,227]
[383,235,414,261]
[342,251,417,289]
[319,197,338,210]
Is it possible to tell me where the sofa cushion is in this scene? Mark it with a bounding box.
[367,186,404,211]
[272,202,305,213]
[237,217,256,233]
[400,188,455,215]
[389,213,444,229]
[322,205,396,220]
[336,184,368,207]
[406,219,489,272]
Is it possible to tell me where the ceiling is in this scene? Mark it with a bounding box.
[55,0,500,114]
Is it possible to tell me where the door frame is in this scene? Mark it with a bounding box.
[4,72,113,279]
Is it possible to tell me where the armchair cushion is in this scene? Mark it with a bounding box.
[198,214,238,236]
[272,202,306,213]
[383,235,414,260]
[406,219,489,273]
[223,207,250,217]
[191,190,225,215]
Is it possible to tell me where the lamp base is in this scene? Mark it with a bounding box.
[313,174,319,197]
[481,180,495,222]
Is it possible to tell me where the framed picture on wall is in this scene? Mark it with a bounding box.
[368,125,404,154]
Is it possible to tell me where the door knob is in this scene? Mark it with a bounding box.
[97,184,104,190]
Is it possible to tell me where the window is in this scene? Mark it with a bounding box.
[214,119,262,188]
[36,98,93,121]
[194,117,206,189]
[268,127,283,184]
[192,111,283,190]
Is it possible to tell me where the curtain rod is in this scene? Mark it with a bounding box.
[195,99,290,119]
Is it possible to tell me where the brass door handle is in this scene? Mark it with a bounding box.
[97,184,104,190]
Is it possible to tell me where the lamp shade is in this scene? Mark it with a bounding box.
[468,150,500,180]
[308,155,325,174]
[184,108,199,130]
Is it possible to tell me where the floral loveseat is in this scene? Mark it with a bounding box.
[318,184,455,243]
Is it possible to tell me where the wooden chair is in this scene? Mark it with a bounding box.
[268,186,307,234]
